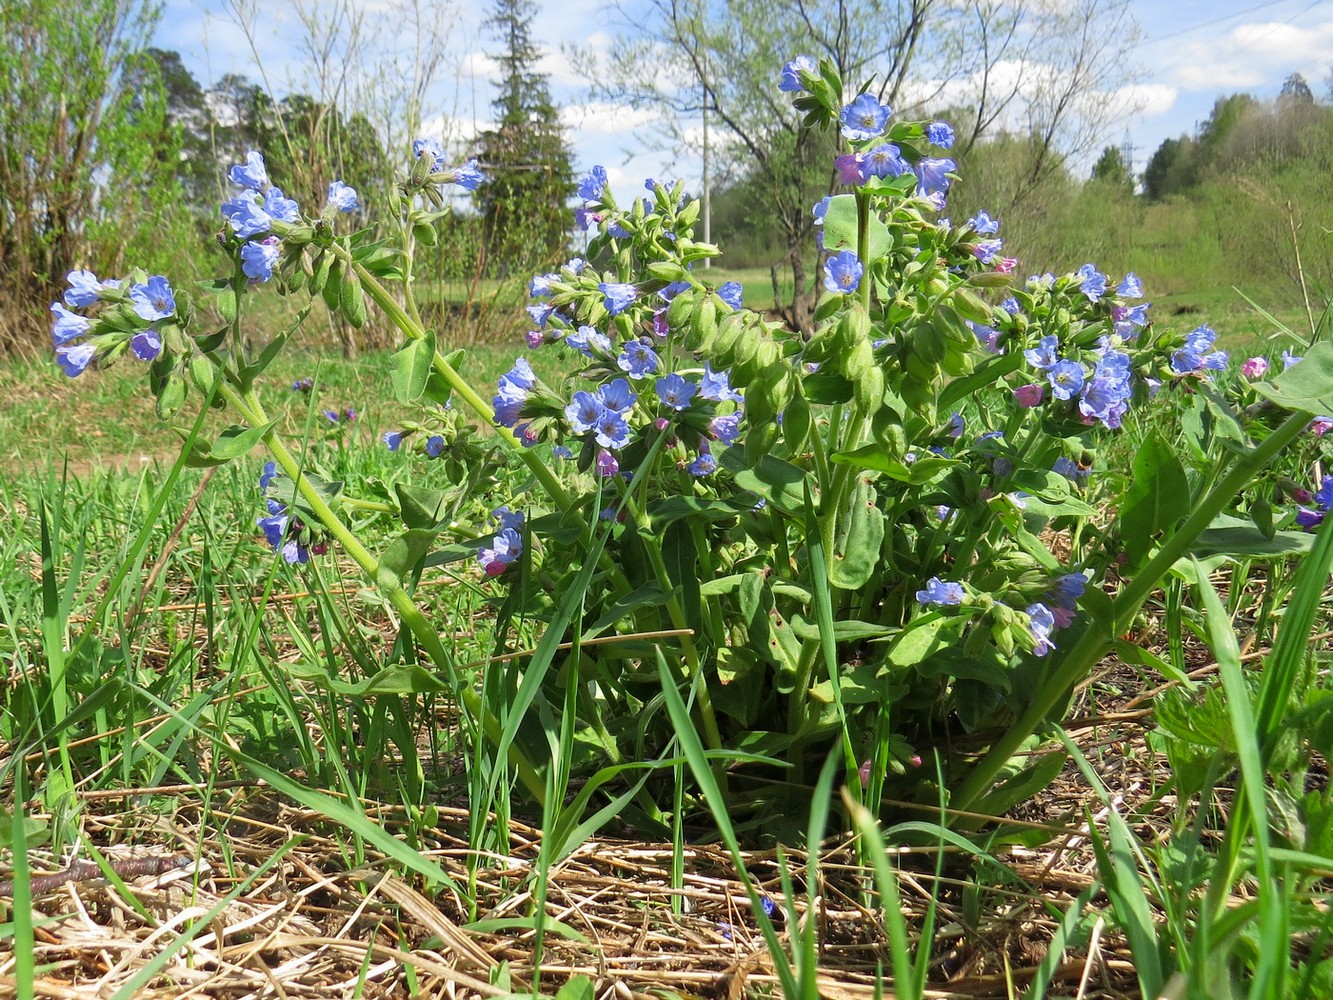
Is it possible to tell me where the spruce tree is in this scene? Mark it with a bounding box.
[473,0,574,276]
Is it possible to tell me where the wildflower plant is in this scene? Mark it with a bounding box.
[48,62,1333,827]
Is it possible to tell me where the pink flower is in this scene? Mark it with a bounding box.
[834,152,865,186]
[1311,416,1333,437]
[1241,356,1269,379]
[1013,383,1044,408]
[994,256,1019,274]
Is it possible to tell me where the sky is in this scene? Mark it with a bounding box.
[151,0,1333,205]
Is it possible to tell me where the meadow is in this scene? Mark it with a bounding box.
[3,68,1333,1000]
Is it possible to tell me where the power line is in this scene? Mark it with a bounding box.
[1148,0,1321,45]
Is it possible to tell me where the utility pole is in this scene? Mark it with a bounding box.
[701,65,711,267]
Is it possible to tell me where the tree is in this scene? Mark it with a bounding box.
[1090,145,1132,189]
[1141,136,1185,200]
[471,0,574,275]
[583,0,1142,329]
[0,0,183,350]
[1279,72,1314,107]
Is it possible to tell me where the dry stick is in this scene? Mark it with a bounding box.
[0,855,190,897]
[122,466,217,633]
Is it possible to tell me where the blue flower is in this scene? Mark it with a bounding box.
[326,180,359,212]
[655,372,696,410]
[263,187,300,224]
[688,443,717,476]
[970,322,1002,354]
[497,358,536,402]
[1047,360,1086,400]
[578,165,608,201]
[710,412,742,445]
[594,410,632,450]
[947,412,964,438]
[493,395,525,427]
[618,340,659,379]
[1117,272,1143,298]
[1171,325,1228,374]
[529,272,558,297]
[596,378,637,415]
[823,250,863,294]
[972,238,1003,264]
[1078,355,1133,429]
[839,93,891,141]
[383,431,402,451]
[1053,456,1090,486]
[1077,263,1107,302]
[478,526,522,576]
[967,210,1000,234]
[862,143,908,178]
[552,444,573,460]
[1027,603,1056,656]
[600,282,638,316]
[241,237,281,282]
[1283,350,1302,370]
[1001,297,1021,314]
[914,158,956,206]
[916,577,965,606]
[129,330,161,362]
[259,461,279,491]
[700,363,743,403]
[228,150,269,191]
[779,55,815,92]
[129,276,175,322]
[1024,334,1060,370]
[413,137,446,169]
[50,302,90,346]
[64,269,104,308]
[718,281,744,310]
[565,325,611,357]
[926,121,955,148]
[257,512,289,550]
[449,158,485,190]
[565,391,603,434]
[222,190,273,238]
[55,343,95,377]
[425,435,445,457]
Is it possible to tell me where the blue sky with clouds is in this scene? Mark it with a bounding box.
[153,0,1333,201]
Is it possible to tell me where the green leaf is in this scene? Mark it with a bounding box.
[822,193,892,262]
[1252,341,1333,414]
[285,661,449,696]
[395,483,450,530]
[828,475,884,589]
[1118,429,1190,566]
[726,449,807,514]
[971,750,1066,816]
[391,333,437,404]
[885,614,967,668]
[340,268,367,327]
[831,446,955,484]
[210,420,278,461]
[1190,516,1313,558]
[377,529,438,592]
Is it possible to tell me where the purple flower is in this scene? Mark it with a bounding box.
[1013,383,1044,408]
[323,409,340,423]
[448,159,484,190]
[916,577,965,606]
[574,207,601,231]
[229,150,269,191]
[55,343,96,378]
[1026,603,1056,656]
[383,431,402,451]
[326,180,359,212]
[525,330,545,349]
[972,238,1004,264]
[64,269,104,308]
[862,143,908,178]
[655,372,696,410]
[1112,303,1151,339]
[1241,357,1269,379]
[1047,360,1086,400]
[779,55,815,92]
[578,165,608,201]
[618,340,660,379]
[129,276,175,322]
[947,412,964,438]
[129,330,161,361]
[718,281,743,310]
[969,322,1002,354]
[1077,263,1107,302]
[600,282,638,316]
[926,121,955,148]
[50,302,90,346]
[241,236,281,282]
[839,93,890,141]
[595,449,620,477]
[1282,350,1302,370]
[824,249,863,294]
[1310,416,1333,437]
[596,378,637,415]
[478,527,522,577]
[565,390,603,434]
[834,152,867,186]
[967,211,1000,234]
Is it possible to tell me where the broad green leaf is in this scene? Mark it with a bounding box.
[391,333,437,404]
[1252,341,1333,415]
[727,450,806,513]
[210,420,278,461]
[1118,429,1190,566]
[822,193,892,262]
[831,446,955,484]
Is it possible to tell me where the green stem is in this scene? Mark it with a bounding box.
[219,380,547,803]
[950,410,1314,816]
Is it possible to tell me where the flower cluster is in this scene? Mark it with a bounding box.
[50,270,171,378]
[1295,477,1333,530]
[478,506,524,576]
[255,462,326,564]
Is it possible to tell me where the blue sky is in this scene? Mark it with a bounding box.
[153,0,1333,201]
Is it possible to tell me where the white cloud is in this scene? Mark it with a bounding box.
[1116,83,1178,120]
[561,100,664,135]
[1167,17,1333,92]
